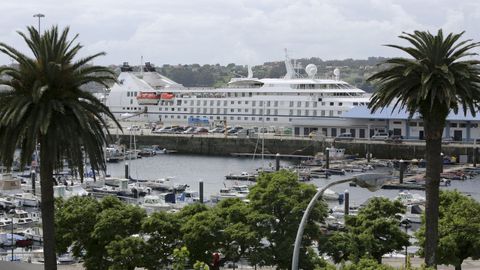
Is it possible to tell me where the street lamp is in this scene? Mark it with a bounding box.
[33,13,45,33]
[291,173,393,270]
[401,218,412,266]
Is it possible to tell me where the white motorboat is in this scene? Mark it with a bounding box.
[13,192,40,207]
[21,227,43,242]
[395,191,426,205]
[143,177,188,192]
[11,209,35,228]
[210,185,250,202]
[140,195,173,212]
[321,188,340,201]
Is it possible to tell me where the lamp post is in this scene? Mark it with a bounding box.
[291,173,392,270]
[33,13,45,33]
[401,219,412,266]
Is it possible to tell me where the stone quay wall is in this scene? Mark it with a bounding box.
[115,134,479,161]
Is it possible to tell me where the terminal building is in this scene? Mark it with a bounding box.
[292,106,480,142]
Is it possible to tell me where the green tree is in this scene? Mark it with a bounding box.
[340,258,396,270]
[55,196,146,270]
[181,198,256,268]
[416,191,480,270]
[141,211,182,268]
[0,26,118,269]
[172,246,190,270]
[321,197,409,263]
[367,30,480,267]
[106,236,145,270]
[247,170,328,269]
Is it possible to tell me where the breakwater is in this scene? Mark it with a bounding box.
[115,134,479,161]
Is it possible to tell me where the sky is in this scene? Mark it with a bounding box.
[0,0,479,66]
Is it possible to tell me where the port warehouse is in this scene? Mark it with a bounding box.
[291,106,480,141]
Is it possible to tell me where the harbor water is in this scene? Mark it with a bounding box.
[106,154,480,205]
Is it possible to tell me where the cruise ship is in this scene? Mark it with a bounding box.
[105,54,371,129]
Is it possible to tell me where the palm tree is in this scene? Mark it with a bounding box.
[368,30,480,267]
[0,26,119,270]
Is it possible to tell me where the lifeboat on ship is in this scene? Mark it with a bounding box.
[160,93,175,100]
[136,92,161,105]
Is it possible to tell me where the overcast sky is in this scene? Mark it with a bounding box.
[0,0,479,66]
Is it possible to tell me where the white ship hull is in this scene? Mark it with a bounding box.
[106,58,370,128]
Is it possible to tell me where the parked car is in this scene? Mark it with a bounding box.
[371,132,390,140]
[334,132,354,141]
[127,125,140,131]
[308,131,326,140]
[209,127,224,133]
[385,135,403,143]
[153,126,174,134]
[194,127,209,134]
[172,126,186,133]
[442,137,454,145]
[183,127,197,134]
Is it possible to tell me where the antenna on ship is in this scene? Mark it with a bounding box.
[284,48,295,79]
[140,55,144,78]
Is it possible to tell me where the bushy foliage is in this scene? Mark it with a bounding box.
[321,197,408,263]
[416,190,480,270]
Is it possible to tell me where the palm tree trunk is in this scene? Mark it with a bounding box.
[40,138,57,270]
[455,264,462,270]
[423,117,444,268]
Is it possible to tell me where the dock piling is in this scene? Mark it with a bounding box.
[275,153,280,171]
[325,148,330,169]
[344,190,350,216]
[399,159,404,184]
[474,147,478,167]
[124,163,129,179]
[31,170,36,195]
[199,180,204,204]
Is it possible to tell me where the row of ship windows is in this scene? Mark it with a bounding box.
[130,99,367,107]
[161,115,284,122]
[170,100,350,107]
[122,107,343,116]
[128,91,363,99]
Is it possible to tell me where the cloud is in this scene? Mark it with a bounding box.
[0,0,479,65]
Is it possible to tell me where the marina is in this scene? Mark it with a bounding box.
[0,149,480,264]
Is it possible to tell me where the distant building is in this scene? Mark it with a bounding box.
[292,106,480,142]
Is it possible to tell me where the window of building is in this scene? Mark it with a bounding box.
[289,101,294,107]
[330,102,334,106]
[297,101,301,107]
[409,122,417,127]
[460,123,467,128]
[305,102,309,108]
[297,110,301,116]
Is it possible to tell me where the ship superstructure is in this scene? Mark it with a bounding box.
[105,56,370,127]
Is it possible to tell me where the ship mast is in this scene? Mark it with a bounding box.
[284,48,295,79]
